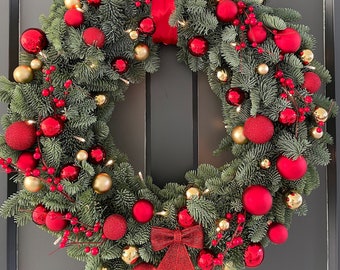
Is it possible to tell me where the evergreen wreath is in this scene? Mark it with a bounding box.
[0,0,338,269]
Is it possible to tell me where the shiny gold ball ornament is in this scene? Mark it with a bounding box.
[13,65,34,83]
[121,246,139,265]
[92,173,113,194]
[260,158,271,169]
[76,150,88,161]
[23,176,43,193]
[134,43,150,61]
[185,187,201,199]
[30,58,43,70]
[217,218,230,231]
[310,127,324,139]
[313,107,328,123]
[129,30,139,40]
[300,49,314,64]
[216,68,229,82]
[95,95,108,106]
[231,126,248,144]
[285,191,303,210]
[64,0,81,9]
[257,63,269,75]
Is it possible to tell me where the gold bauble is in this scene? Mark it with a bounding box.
[13,65,34,83]
[216,68,229,82]
[257,63,269,75]
[260,158,271,169]
[285,191,303,210]
[95,95,108,106]
[310,127,324,139]
[30,58,43,70]
[64,0,81,9]
[129,30,139,40]
[23,176,43,193]
[76,150,88,161]
[217,218,230,231]
[185,187,201,200]
[231,126,248,144]
[121,246,139,265]
[313,107,328,123]
[92,173,113,194]
[134,43,150,61]
[301,49,314,64]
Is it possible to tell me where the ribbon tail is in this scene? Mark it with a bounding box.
[156,244,195,270]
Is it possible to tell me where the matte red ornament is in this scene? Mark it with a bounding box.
[302,72,322,94]
[83,27,105,48]
[177,208,196,228]
[267,222,288,244]
[133,263,156,270]
[132,199,154,223]
[20,28,48,54]
[40,116,64,137]
[225,87,245,106]
[64,9,84,27]
[279,108,297,125]
[247,25,267,44]
[45,211,68,232]
[139,17,156,35]
[216,0,238,23]
[60,164,80,181]
[112,58,129,74]
[103,214,127,240]
[87,0,101,6]
[274,28,301,53]
[32,204,48,225]
[242,185,273,215]
[5,121,36,151]
[276,155,307,181]
[17,152,38,171]
[244,243,264,267]
[243,115,274,144]
[88,145,106,164]
[188,36,209,57]
[197,249,214,270]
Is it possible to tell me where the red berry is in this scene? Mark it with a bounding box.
[42,89,50,96]
[84,246,91,253]
[73,227,80,234]
[135,1,141,7]
[32,169,40,177]
[65,213,72,219]
[57,183,63,191]
[47,167,56,175]
[91,247,99,256]
[50,185,57,192]
[85,230,93,238]
[212,239,218,246]
[237,213,245,223]
[70,217,78,225]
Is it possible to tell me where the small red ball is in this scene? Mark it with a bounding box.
[177,208,196,228]
[247,25,267,44]
[32,204,48,225]
[225,87,245,106]
[274,28,301,53]
[132,199,154,223]
[216,0,238,23]
[188,36,209,57]
[268,222,288,244]
[103,214,127,240]
[133,263,156,270]
[87,0,101,6]
[243,115,274,144]
[242,185,273,215]
[139,17,156,35]
[5,121,37,151]
[20,28,48,54]
[197,249,214,270]
[83,27,105,48]
[276,155,307,181]
[45,211,68,232]
[17,152,38,171]
[112,58,129,74]
[279,108,297,125]
[302,72,322,94]
[40,116,64,137]
[88,145,106,164]
[244,243,264,267]
[60,164,80,181]
[64,9,84,27]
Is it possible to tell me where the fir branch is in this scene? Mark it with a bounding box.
[187,196,217,229]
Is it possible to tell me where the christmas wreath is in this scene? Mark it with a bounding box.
[0,0,337,269]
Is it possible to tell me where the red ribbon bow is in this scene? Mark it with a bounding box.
[151,225,204,270]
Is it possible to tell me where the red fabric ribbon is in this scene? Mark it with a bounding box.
[151,225,204,270]
[151,0,178,45]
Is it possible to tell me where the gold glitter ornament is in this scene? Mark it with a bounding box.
[310,127,323,139]
[134,43,150,61]
[30,58,43,70]
[129,30,139,40]
[313,107,328,123]
[216,68,229,82]
[76,150,88,161]
[95,95,108,106]
[217,218,230,231]
[260,158,271,169]
[24,176,43,192]
[231,126,248,144]
[186,187,201,199]
[92,173,113,194]
[257,63,269,75]
[64,0,81,9]
[285,191,303,210]
[300,49,314,64]
[13,65,34,83]
[121,246,139,265]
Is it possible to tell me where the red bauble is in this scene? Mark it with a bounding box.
[45,211,68,232]
[87,0,101,6]
[17,152,38,171]
[197,249,214,270]
[83,27,105,48]
[242,185,273,215]
[133,263,156,270]
[139,17,156,35]
[247,25,267,44]
[60,164,80,181]
[216,0,238,23]
[64,9,84,27]
[103,214,127,240]
[20,28,48,54]
[225,87,245,106]
[112,58,129,74]
[132,199,154,223]
[32,204,48,225]
[268,222,288,244]
[5,121,36,151]
[88,145,106,164]
[279,108,297,125]
[40,116,64,137]
[177,208,195,228]
[302,72,322,94]
[274,28,301,53]
[276,155,307,181]
[188,36,209,57]
[243,115,274,144]
[244,243,264,267]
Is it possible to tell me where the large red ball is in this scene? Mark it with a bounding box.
[302,72,322,94]
[216,0,238,23]
[45,211,68,232]
[132,199,154,223]
[17,152,38,171]
[276,155,307,181]
[243,115,274,144]
[83,27,105,48]
[64,9,84,27]
[247,25,267,44]
[188,36,209,57]
[5,121,36,151]
[32,204,48,225]
[267,222,288,244]
[60,164,80,182]
[133,263,156,270]
[20,28,48,54]
[274,28,301,53]
[242,185,273,215]
[103,214,127,240]
[40,116,64,137]
[177,208,196,228]
[244,243,264,267]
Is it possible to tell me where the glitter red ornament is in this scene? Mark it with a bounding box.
[225,87,245,106]
[83,27,105,48]
[45,211,68,232]
[32,204,48,225]
[5,121,37,151]
[188,36,209,57]
[276,155,307,181]
[244,243,264,267]
[243,115,274,144]
[247,25,267,44]
[87,0,101,6]
[132,199,154,223]
[16,152,38,171]
[88,145,106,164]
[112,58,129,74]
[216,0,238,23]
[267,222,288,244]
[279,108,297,125]
[20,28,48,54]
[60,164,80,181]
[177,208,196,228]
[274,27,301,53]
[133,263,156,270]
[197,249,214,270]
[302,72,322,94]
[40,116,64,137]
[64,9,84,27]
[242,185,273,215]
[103,214,127,240]
[139,17,156,35]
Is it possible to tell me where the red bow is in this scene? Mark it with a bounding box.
[151,225,204,270]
